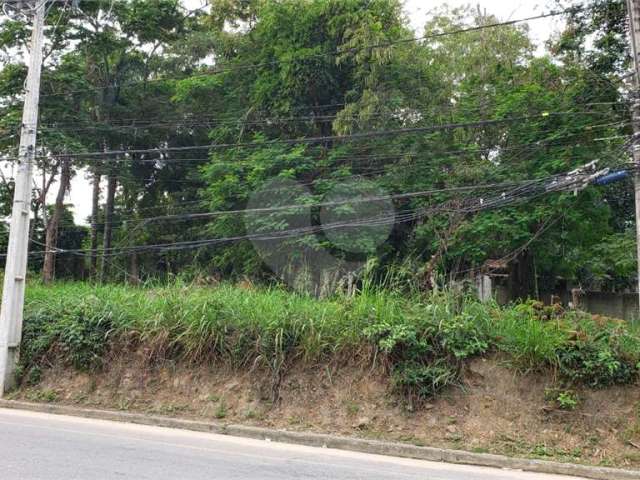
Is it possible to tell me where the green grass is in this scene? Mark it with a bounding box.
[22,281,421,367]
[18,282,640,403]
[491,303,568,371]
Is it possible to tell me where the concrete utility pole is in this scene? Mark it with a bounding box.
[0,0,47,394]
[628,0,640,321]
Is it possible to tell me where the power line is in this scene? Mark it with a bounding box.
[44,124,633,232]
[43,118,633,232]
[39,117,628,173]
[2,110,627,163]
[56,177,560,232]
[25,101,626,133]
[24,113,627,231]
[21,105,626,137]
[20,161,626,260]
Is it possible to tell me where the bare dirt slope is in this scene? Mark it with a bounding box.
[12,354,640,470]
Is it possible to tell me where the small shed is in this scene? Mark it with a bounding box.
[476,252,535,304]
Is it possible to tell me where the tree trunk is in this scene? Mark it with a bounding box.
[42,158,71,283]
[123,183,141,285]
[99,174,117,282]
[29,200,39,253]
[128,252,140,285]
[90,169,101,278]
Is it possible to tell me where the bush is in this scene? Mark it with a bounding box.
[364,290,492,403]
[557,319,640,388]
[438,312,490,360]
[392,360,459,403]
[491,302,640,387]
[21,294,113,371]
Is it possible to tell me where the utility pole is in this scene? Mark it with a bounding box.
[628,0,640,322]
[0,0,47,394]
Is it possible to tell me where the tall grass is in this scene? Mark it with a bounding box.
[23,282,417,369]
[492,304,568,372]
[19,281,640,402]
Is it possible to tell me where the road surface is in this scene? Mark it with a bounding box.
[0,407,588,480]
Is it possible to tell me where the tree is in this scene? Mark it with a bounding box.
[42,157,71,283]
[0,0,632,293]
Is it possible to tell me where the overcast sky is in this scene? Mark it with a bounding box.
[62,0,574,224]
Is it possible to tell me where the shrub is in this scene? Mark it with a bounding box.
[545,388,579,411]
[557,330,639,388]
[438,312,490,360]
[555,315,640,388]
[392,360,459,403]
[364,290,492,403]
[21,294,113,371]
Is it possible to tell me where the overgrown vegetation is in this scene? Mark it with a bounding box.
[0,1,633,294]
[18,282,640,406]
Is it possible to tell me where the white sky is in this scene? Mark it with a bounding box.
[59,0,570,224]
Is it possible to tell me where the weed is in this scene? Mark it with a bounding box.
[86,377,97,394]
[344,400,360,416]
[392,360,459,404]
[215,399,227,419]
[244,409,260,420]
[545,388,579,411]
[492,303,567,371]
[557,391,579,411]
[531,444,553,457]
[26,389,58,403]
[557,325,639,388]
[17,366,42,387]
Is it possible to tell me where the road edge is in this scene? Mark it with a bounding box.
[1,399,637,480]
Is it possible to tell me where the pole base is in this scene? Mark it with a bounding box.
[0,345,19,396]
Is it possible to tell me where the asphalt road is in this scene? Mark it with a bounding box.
[0,408,588,480]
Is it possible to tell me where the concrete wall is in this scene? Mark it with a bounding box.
[580,292,639,323]
[477,274,639,322]
[541,290,639,322]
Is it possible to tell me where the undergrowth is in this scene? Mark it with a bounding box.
[17,282,640,405]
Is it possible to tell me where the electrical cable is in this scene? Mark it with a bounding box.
[1,110,628,163]
[19,161,625,260]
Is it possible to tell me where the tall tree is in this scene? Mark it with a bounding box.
[43,157,71,283]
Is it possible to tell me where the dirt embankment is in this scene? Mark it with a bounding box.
[11,353,640,470]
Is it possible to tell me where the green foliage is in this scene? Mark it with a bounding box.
[491,300,640,388]
[556,0,628,74]
[20,283,640,405]
[583,231,637,290]
[116,0,185,43]
[556,319,640,388]
[21,291,114,372]
[557,390,579,411]
[392,360,458,403]
[365,290,493,402]
[214,399,228,419]
[0,0,631,287]
[492,301,568,371]
[26,389,58,403]
[545,388,579,411]
[0,20,28,51]
[438,310,491,360]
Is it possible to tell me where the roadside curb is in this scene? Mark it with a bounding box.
[1,399,638,480]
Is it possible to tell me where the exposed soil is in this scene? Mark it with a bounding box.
[10,353,640,470]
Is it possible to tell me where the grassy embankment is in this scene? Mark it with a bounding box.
[17,281,640,405]
[13,281,640,468]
